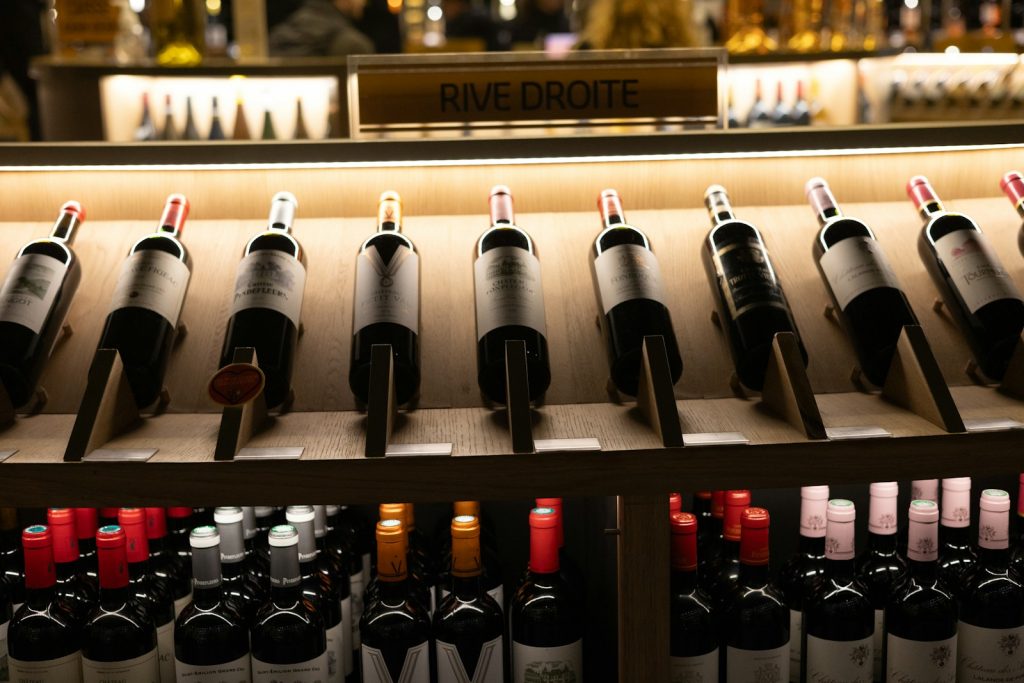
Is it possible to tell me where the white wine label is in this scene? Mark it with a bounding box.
[252,653,328,683]
[957,621,1024,683]
[670,649,718,683]
[474,247,547,340]
[819,236,902,311]
[174,654,251,682]
[512,640,582,683]
[10,650,82,682]
[593,244,667,314]
[82,648,160,683]
[873,609,885,682]
[326,620,345,683]
[361,641,429,683]
[713,238,788,318]
[438,585,504,613]
[886,633,956,683]
[436,635,503,683]
[109,249,190,327]
[352,245,419,334]
[157,618,176,683]
[229,250,306,327]
[725,643,789,683]
[934,229,1023,314]
[340,596,353,677]
[0,619,8,682]
[0,253,67,335]
[789,610,802,683]
[806,634,873,683]
[174,592,192,618]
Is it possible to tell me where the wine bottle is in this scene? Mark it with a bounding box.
[703,185,808,391]
[0,201,84,408]
[46,508,96,622]
[335,506,371,602]
[534,497,584,607]
[884,500,958,682]
[174,526,250,679]
[208,96,226,140]
[182,96,200,140]
[213,506,265,626]
[474,185,551,404]
[779,485,828,682]
[314,505,353,682]
[251,525,328,681]
[118,508,175,682]
[144,507,190,617]
[293,98,309,140]
[82,526,159,682]
[855,482,907,681]
[261,109,276,140]
[705,490,751,606]
[957,489,1024,682]
[434,515,504,683]
[807,177,919,386]
[73,509,98,587]
[911,175,1024,380]
[437,503,504,612]
[938,477,977,592]
[772,81,794,126]
[360,519,431,683]
[0,574,9,682]
[97,194,192,409]
[591,189,682,396]
[349,192,421,406]
[134,93,157,141]
[670,493,682,514]
[509,507,583,683]
[219,191,305,409]
[802,500,874,683]
[703,491,726,575]
[1,508,25,611]
[793,82,812,125]
[166,507,193,571]
[747,79,773,127]
[375,504,433,614]
[159,94,177,141]
[326,505,363,677]
[723,508,790,682]
[8,525,82,681]
[232,98,250,140]
[1002,172,1024,255]
[669,512,718,680]
[150,0,205,65]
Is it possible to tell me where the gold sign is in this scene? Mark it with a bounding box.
[54,0,119,46]
[348,49,723,137]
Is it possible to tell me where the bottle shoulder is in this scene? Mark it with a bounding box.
[245,231,302,260]
[18,239,75,265]
[594,223,650,255]
[130,233,189,261]
[434,594,504,637]
[478,224,534,255]
[706,219,763,248]
[363,230,415,253]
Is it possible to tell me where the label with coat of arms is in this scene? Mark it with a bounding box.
[725,643,789,683]
[957,621,1024,683]
[512,640,582,683]
[593,244,667,314]
[229,250,306,327]
[474,246,547,340]
[886,633,956,683]
[670,649,717,683]
[805,634,872,683]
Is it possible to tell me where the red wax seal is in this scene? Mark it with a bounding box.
[208,363,266,406]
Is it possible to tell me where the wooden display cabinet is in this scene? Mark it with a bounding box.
[0,120,1022,680]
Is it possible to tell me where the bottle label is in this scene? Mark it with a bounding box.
[806,634,873,683]
[109,249,190,326]
[957,621,1024,683]
[473,246,547,340]
[0,253,67,335]
[593,243,667,314]
[252,653,328,682]
[873,609,885,682]
[326,618,346,683]
[726,643,789,683]
[436,635,504,683]
[82,648,160,683]
[439,585,504,612]
[10,650,82,683]
[174,654,251,682]
[174,592,192,617]
[885,633,957,683]
[340,595,353,676]
[713,238,787,317]
[157,618,175,683]
[352,245,419,334]
[512,640,583,683]
[361,641,429,683]
[819,236,902,310]
[933,229,1023,314]
[789,609,802,682]
[229,250,306,327]
[670,649,718,683]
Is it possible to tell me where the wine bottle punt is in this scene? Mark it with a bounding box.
[97,194,192,409]
[47,508,96,623]
[349,191,421,406]
[591,189,682,396]
[0,201,84,408]
[911,175,1024,380]
[159,94,177,141]
[474,185,551,404]
[938,477,977,592]
[219,191,305,409]
[669,512,718,680]
[807,177,919,386]
[703,184,807,391]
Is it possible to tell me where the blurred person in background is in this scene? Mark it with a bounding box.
[355,0,403,53]
[0,0,44,140]
[269,0,375,56]
[578,0,696,49]
[442,0,508,50]
[511,0,571,46]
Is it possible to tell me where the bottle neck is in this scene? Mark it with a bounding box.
[941,525,972,548]
[54,560,80,582]
[979,546,1010,570]
[919,200,944,219]
[826,558,856,582]
[451,573,483,600]
[147,536,167,556]
[25,584,56,609]
[739,562,769,588]
[99,584,131,607]
[908,557,938,582]
[599,192,626,228]
[50,212,80,244]
[379,577,411,604]
[867,532,898,554]
[706,192,736,225]
[127,560,150,582]
[799,535,825,557]
[670,567,697,594]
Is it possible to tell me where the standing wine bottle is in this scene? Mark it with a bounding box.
[335,506,371,603]
[702,491,726,578]
[772,81,794,126]
[856,482,907,682]
[97,194,192,409]
[473,185,551,404]
[219,191,305,409]
[911,175,1024,380]
[326,505,363,678]
[232,97,250,140]
[314,505,353,683]
[900,479,940,556]
[747,79,773,127]
[591,189,682,396]
[374,504,432,615]
[779,485,829,683]
[166,507,193,574]
[8,525,82,682]
[144,507,190,617]
[534,497,584,607]
[669,512,718,680]
[360,519,432,683]
[293,99,309,140]
[174,526,250,680]
[509,507,583,683]
[0,201,84,408]
[208,96,226,140]
[98,509,118,529]
[807,177,919,386]
[252,506,274,585]
[213,506,265,625]
[957,489,1024,681]
[160,94,177,141]
[703,185,808,391]
[706,490,751,606]
[723,508,790,682]
[435,501,501,608]
[260,108,276,140]
[82,526,159,682]
[349,192,421,406]
[182,96,200,140]
[1,508,25,612]
[938,477,977,592]
[73,509,98,587]
[802,500,874,683]
[134,93,157,141]
[434,515,504,683]
[885,500,958,683]
[46,508,96,622]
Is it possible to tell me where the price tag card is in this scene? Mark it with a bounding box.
[235,447,304,460]
[83,448,157,462]
[385,443,454,457]
[534,438,601,453]
[682,432,749,447]
[0,450,17,463]
[825,426,893,440]
[963,417,1024,432]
